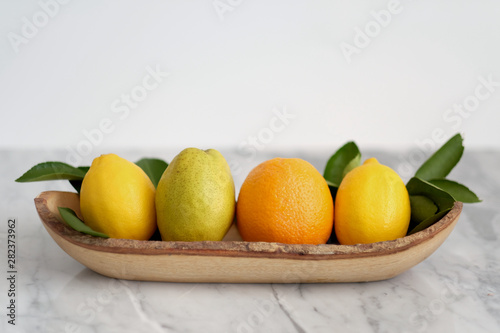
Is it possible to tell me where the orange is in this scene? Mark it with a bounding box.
[236,158,334,244]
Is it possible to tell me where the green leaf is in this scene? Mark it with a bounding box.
[325,180,336,187]
[58,207,109,238]
[135,158,169,188]
[415,133,464,180]
[341,154,361,179]
[16,162,86,182]
[410,195,438,224]
[406,177,455,234]
[408,208,451,235]
[69,166,90,194]
[406,177,455,212]
[323,141,361,187]
[429,179,481,203]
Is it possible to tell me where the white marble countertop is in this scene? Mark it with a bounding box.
[1,149,499,333]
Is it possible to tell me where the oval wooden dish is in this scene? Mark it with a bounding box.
[35,191,463,283]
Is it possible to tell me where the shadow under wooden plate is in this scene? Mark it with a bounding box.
[35,191,462,283]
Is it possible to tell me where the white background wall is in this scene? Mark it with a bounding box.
[1,0,499,158]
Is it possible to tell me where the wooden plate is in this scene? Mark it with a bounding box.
[35,191,462,283]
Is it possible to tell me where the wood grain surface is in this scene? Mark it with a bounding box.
[35,191,462,283]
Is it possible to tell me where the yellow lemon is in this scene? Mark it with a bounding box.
[80,154,156,240]
[335,158,410,245]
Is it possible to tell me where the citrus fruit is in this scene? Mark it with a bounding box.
[236,158,334,245]
[156,148,235,241]
[334,157,411,245]
[80,154,156,240]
